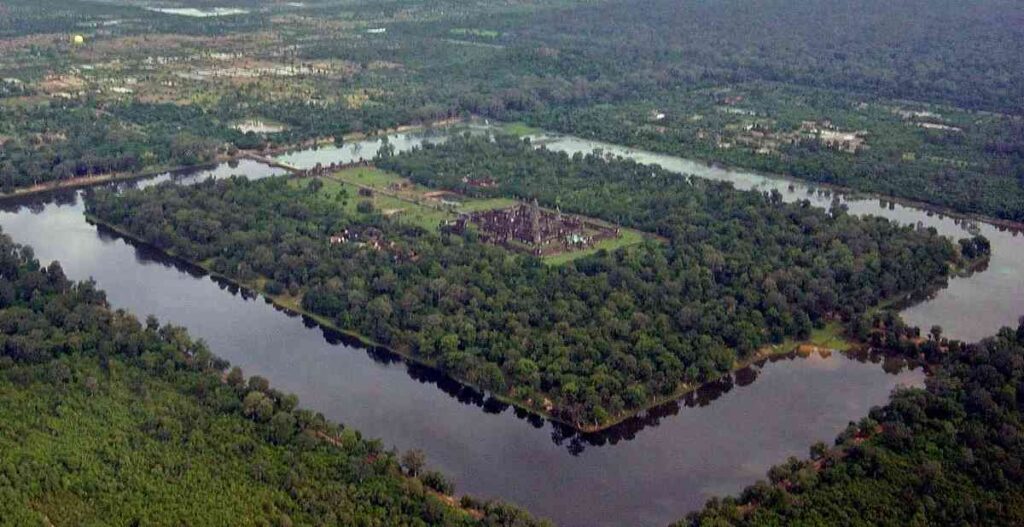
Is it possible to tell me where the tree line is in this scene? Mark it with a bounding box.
[0,101,247,192]
[0,227,547,526]
[683,318,1024,526]
[88,135,966,428]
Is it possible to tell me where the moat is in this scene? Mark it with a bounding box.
[0,127,1020,526]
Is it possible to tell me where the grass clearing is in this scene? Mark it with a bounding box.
[457,197,519,212]
[542,227,648,265]
[296,167,653,263]
[499,122,544,137]
[296,176,452,231]
[806,322,855,351]
[766,321,854,354]
[323,167,522,230]
[332,166,407,189]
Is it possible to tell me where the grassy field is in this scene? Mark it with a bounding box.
[456,197,519,212]
[500,122,544,137]
[298,166,651,264]
[331,166,409,190]
[541,228,648,265]
[293,176,452,232]
[766,321,854,354]
[321,167,520,231]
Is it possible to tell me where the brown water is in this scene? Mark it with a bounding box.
[3,127,1019,526]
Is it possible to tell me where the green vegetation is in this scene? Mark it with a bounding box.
[305,167,518,233]
[2,0,1024,523]
[309,165,628,260]
[3,0,1021,222]
[0,229,546,526]
[541,227,645,266]
[801,322,853,352]
[500,122,544,137]
[302,175,453,233]
[0,102,246,192]
[86,137,963,430]
[332,166,410,189]
[764,321,853,357]
[684,321,1024,526]
[456,197,520,213]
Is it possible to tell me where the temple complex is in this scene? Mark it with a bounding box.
[444,199,620,256]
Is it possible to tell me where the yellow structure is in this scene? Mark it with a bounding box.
[72,35,85,45]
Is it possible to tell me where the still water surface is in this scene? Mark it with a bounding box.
[274,129,451,170]
[2,128,1020,525]
[533,134,1024,343]
[136,158,288,189]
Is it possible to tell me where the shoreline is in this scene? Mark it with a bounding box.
[4,115,1022,235]
[86,212,894,434]
[0,159,226,200]
[0,117,463,201]
[511,124,1024,234]
[86,213,591,430]
[257,117,463,157]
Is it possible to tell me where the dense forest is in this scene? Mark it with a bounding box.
[0,228,546,526]
[516,88,1024,223]
[409,0,1024,221]
[684,320,1024,526]
[0,101,253,191]
[501,0,1024,114]
[4,0,1023,222]
[87,138,965,428]
[3,0,1024,523]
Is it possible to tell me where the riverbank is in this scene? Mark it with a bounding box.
[85,211,886,434]
[0,159,221,200]
[0,136,996,527]
[508,125,1024,234]
[574,324,857,433]
[0,118,463,201]
[260,117,463,157]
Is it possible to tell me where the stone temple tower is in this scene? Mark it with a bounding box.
[530,198,542,245]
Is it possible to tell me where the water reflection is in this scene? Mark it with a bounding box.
[533,132,1024,343]
[273,128,454,169]
[133,158,288,190]
[546,348,922,453]
[8,191,926,458]
[0,128,1006,526]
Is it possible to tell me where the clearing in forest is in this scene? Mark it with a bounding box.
[301,167,647,263]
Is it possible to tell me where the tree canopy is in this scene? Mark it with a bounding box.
[87,136,964,428]
[0,228,546,527]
